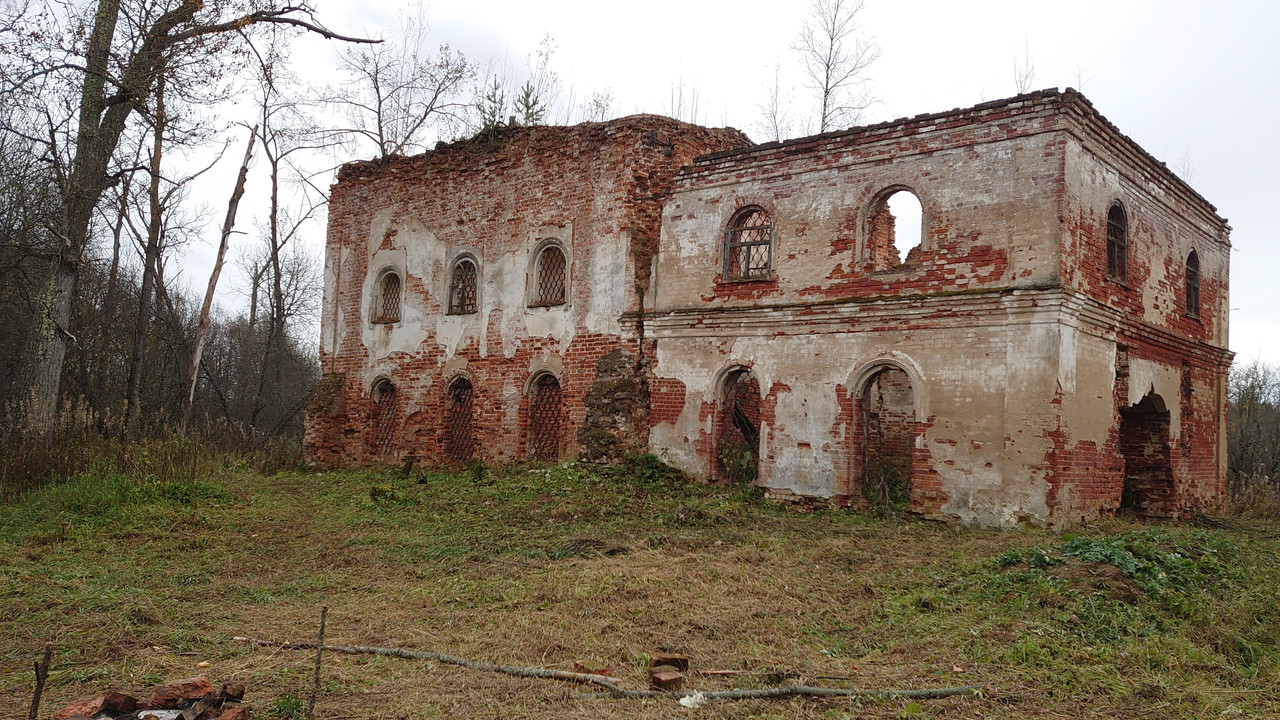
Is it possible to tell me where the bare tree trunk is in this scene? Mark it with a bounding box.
[182,125,257,429]
[26,0,124,435]
[250,134,283,430]
[125,75,165,433]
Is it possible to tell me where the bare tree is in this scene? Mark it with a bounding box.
[665,76,702,124]
[578,89,614,123]
[330,4,471,157]
[794,0,879,133]
[6,0,374,433]
[1013,38,1036,94]
[755,62,795,142]
[182,124,255,428]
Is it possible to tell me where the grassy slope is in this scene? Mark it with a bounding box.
[2,460,1278,719]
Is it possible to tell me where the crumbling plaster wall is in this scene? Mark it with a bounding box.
[648,97,1083,527]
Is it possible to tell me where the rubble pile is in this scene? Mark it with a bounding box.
[54,677,251,720]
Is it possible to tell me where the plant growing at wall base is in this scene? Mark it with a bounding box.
[863,455,910,518]
[718,439,759,485]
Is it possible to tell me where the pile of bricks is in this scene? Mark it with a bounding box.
[53,677,250,720]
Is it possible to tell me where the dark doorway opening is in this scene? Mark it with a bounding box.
[1118,392,1174,517]
[717,369,761,484]
[860,366,916,514]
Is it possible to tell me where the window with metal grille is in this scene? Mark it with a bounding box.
[1186,250,1200,318]
[531,245,567,306]
[724,207,773,281]
[444,377,476,462]
[370,378,398,453]
[1106,202,1127,282]
[527,373,562,461]
[374,271,402,323]
[448,258,478,315]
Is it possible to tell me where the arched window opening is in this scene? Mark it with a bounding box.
[448,258,478,315]
[859,366,915,516]
[373,270,402,323]
[444,377,476,462]
[868,190,923,270]
[527,373,563,461]
[724,207,773,281]
[1185,250,1201,319]
[370,378,399,453]
[1106,202,1128,282]
[716,369,761,483]
[530,245,567,307]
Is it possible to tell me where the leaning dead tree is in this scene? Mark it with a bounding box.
[182,125,257,428]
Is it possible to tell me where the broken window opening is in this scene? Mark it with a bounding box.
[716,370,761,483]
[448,258,479,315]
[530,245,567,307]
[527,373,563,461]
[860,366,915,515]
[370,378,399,454]
[868,189,923,270]
[444,377,477,462]
[1185,250,1200,319]
[1107,202,1128,282]
[1118,392,1174,518]
[373,270,402,324]
[724,207,773,281]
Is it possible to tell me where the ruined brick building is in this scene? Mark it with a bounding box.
[306,89,1232,528]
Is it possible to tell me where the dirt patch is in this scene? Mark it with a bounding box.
[1053,558,1142,604]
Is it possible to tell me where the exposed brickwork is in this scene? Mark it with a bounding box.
[309,91,1231,529]
[306,116,750,466]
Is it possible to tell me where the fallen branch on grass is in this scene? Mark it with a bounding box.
[232,637,623,692]
[234,636,981,705]
[573,685,981,701]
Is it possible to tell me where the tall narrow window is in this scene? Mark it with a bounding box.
[531,245,567,307]
[527,373,563,461]
[370,378,398,453]
[448,258,478,314]
[724,206,773,281]
[1185,250,1201,318]
[444,377,476,462]
[1106,202,1127,282]
[373,270,402,323]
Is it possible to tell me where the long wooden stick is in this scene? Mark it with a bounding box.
[233,636,980,703]
[28,643,52,720]
[572,684,980,701]
[234,637,623,692]
[307,606,327,720]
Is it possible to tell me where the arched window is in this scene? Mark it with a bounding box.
[527,372,563,461]
[448,258,478,315]
[868,189,924,270]
[724,206,773,281]
[1106,202,1127,282]
[530,244,567,307]
[373,269,402,323]
[370,378,399,453]
[444,376,476,462]
[1185,250,1201,318]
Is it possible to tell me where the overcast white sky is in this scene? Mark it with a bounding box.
[186,0,1279,364]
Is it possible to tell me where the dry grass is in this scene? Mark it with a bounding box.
[2,460,1278,719]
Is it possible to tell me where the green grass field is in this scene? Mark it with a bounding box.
[3,457,1278,719]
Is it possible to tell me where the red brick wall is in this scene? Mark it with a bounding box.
[305,117,750,466]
